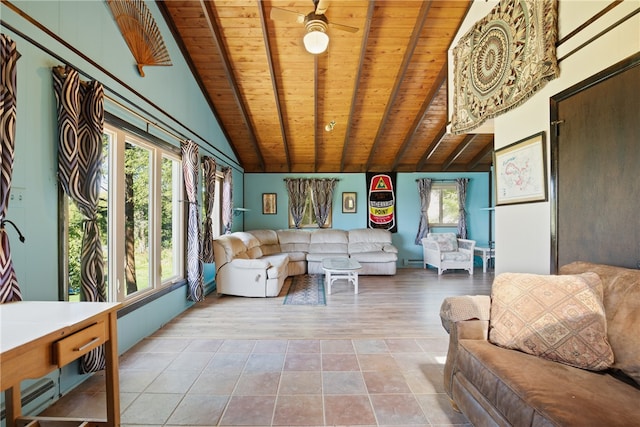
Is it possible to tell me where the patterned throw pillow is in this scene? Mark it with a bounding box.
[489,272,614,371]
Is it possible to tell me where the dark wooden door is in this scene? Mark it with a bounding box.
[552,55,640,270]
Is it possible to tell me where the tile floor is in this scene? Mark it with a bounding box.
[40,270,491,426]
[41,337,470,426]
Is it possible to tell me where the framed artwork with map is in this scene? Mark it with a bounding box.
[494,131,547,206]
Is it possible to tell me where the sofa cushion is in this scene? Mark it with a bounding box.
[348,228,392,248]
[277,229,311,253]
[349,251,397,263]
[309,229,348,254]
[231,258,270,269]
[441,251,472,262]
[560,262,640,385]
[306,253,348,262]
[382,244,398,253]
[456,339,640,427]
[349,241,385,253]
[285,251,307,262]
[214,235,247,263]
[248,230,281,256]
[427,232,458,252]
[309,242,348,254]
[233,232,263,259]
[308,229,348,255]
[262,254,289,279]
[489,272,614,371]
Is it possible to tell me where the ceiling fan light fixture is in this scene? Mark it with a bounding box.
[303,18,329,54]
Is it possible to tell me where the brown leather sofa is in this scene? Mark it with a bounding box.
[440,262,640,426]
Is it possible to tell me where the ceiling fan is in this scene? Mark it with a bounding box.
[270,0,358,54]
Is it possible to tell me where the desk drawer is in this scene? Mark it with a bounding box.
[54,321,106,367]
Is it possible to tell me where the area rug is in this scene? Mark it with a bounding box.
[284,275,326,306]
[451,0,559,134]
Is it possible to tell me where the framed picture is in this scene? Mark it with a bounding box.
[494,131,548,206]
[262,193,277,214]
[342,192,357,213]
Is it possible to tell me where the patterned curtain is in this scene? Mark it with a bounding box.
[221,167,233,234]
[456,178,469,239]
[284,178,309,229]
[52,65,105,373]
[201,156,216,263]
[414,178,432,245]
[309,179,337,227]
[0,34,22,303]
[181,140,203,302]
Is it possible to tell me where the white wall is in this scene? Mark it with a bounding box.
[452,0,640,274]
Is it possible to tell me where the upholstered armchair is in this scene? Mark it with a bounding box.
[422,232,475,275]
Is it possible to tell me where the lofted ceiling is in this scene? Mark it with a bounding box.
[157,0,494,173]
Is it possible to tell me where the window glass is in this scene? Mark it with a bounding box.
[428,184,460,226]
[201,171,224,239]
[161,155,182,281]
[124,142,151,296]
[288,190,332,228]
[62,123,184,304]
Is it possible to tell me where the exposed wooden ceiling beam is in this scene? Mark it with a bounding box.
[365,0,434,170]
[467,141,494,170]
[156,1,243,166]
[200,0,265,171]
[158,1,491,174]
[443,134,476,171]
[416,123,447,170]
[392,63,447,171]
[340,0,376,172]
[258,1,291,172]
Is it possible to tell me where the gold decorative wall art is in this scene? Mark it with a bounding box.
[451,0,559,134]
[106,0,172,77]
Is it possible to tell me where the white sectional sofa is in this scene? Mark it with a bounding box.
[212,228,398,297]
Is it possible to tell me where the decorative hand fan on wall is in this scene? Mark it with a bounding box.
[106,0,172,77]
[270,0,358,55]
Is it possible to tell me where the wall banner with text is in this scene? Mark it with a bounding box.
[366,172,397,233]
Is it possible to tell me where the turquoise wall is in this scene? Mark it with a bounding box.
[1,0,242,407]
[1,0,490,415]
[244,172,491,266]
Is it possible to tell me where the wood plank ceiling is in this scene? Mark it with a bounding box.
[158,0,494,173]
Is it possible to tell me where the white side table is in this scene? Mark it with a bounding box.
[474,247,495,273]
[322,258,362,294]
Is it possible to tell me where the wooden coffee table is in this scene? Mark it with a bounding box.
[322,258,362,294]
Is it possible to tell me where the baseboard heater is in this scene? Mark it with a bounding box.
[0,379,56,421]
[204,280,217,296]
[403,259,423,266]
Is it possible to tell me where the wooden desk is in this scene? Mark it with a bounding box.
[1,301,121,427]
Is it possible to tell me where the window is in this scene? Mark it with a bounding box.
[64,123,184,304]
[428,183,460,226]
[288,190,332,228]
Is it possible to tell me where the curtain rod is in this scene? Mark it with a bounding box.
[1,7,244,173]
[105,94,184,143]
[104,93,240,173]
[105,94,233,169]
[282,178,340,180]
[415,179,468,182]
